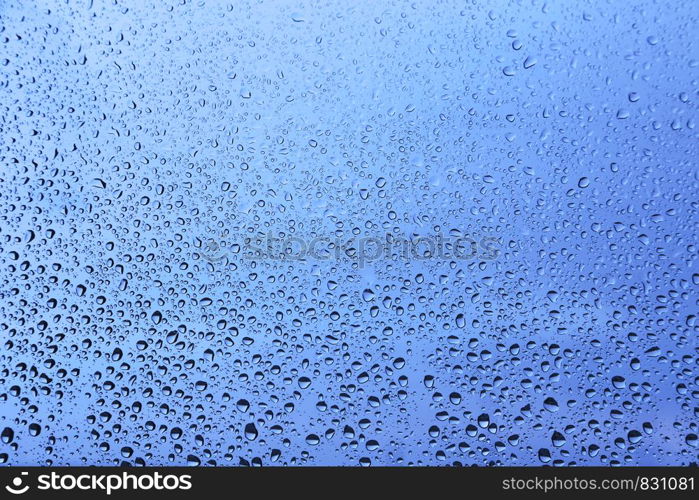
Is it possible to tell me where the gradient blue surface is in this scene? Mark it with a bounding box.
[0,0,697,466]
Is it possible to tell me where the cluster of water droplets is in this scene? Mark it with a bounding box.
[0,0,697,465]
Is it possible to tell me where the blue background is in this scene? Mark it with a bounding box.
[0,0,697,466]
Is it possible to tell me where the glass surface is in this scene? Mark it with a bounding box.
[0,0,697,466]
